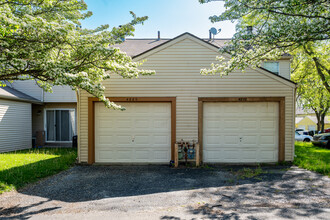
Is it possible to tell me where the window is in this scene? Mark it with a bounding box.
[45,109,75,142]
[263,62,279,74]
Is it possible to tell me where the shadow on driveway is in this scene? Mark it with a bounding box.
[1,165,329,219]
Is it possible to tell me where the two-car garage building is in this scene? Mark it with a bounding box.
[77,33,296,164]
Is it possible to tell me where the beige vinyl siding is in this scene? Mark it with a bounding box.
[279,60,291,80]
[0,99,32,152]
[78,35,295,162]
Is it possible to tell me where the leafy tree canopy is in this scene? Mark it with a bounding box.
[0,0,154,109]
[292,43,330,132]
[199,0,330,92]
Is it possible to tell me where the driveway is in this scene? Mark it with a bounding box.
[0,165,329,219]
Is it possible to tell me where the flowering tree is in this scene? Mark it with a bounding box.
[0,0,154,109]
[199,0,330,93]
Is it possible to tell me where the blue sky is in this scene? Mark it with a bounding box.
[81,0,236,39]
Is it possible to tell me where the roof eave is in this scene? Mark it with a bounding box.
[0,94,42,104]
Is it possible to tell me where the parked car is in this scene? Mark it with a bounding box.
[312,133,330,148]
[295,131,313,142]
[324,128,330,133]
[295,128,304,134]
[302,130,317,137]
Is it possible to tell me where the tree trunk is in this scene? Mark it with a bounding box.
[303,45,330,94]
[311,57,330,94]
[320,112,326,133]
[315,111,321,132]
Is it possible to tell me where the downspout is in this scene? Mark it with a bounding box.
[75,89,80,163]
[293,85,297,161]
[42,89,44,102]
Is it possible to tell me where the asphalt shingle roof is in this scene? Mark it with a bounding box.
[0,86,41,103]
[114,37,231,57]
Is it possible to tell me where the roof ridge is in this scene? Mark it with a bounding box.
[124,38,232,40]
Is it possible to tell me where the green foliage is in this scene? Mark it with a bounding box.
[200,0,330,93]
[0,0,154,109]
[294,142,330,177]
[0,148,77,194]
[292,43,330,131]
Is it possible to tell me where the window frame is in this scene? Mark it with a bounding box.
[44,108,76,143]
[263,61,280,75]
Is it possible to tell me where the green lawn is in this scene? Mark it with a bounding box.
[294,142,330,177]
[0,148,77,194]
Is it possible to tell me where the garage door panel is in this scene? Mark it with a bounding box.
[153,104,170,113]
[260,120,276,129]
[153,150,169,160]
[205,135,222,145]
[224,136,239,145]
[135,150,150,160]
[116,119,132,128]
[242,120,258,130]
[224,119,240,131]
[153,135,170,145]
[222,150,239,161]
[116,150,133,161]
[153,119,170,129]
[242,105,257,113]
[204,150,222,161]
[135,119,150,128]
[259,135,276,144]
[225,104,240,113]
[241,135,258,145]
[98,135,116,145]
[98,120,114,128]
[241,150,258,160]
[98,150,114,160]
[205,120,220,129]
[95,102,171,163]
[134,135,150,145]
[203,102,279,163]
[259,150,277,161]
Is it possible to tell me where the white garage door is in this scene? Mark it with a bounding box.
[95,102,171,163]
[203,102,279,163]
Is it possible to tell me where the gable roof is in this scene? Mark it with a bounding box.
[115,32,295,85]
[295,117,304,124]
[297,115,330,124]
[296,107,315,115]
[114,32,230,58]
[0,86,41,104]
[307,115,329,124]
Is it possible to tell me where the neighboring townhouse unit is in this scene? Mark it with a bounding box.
[1,81,77,151]
[0,87,41,152]
[77,32,296,164]
[295,108,330,131]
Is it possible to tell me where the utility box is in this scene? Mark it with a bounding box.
[72,135,78,148]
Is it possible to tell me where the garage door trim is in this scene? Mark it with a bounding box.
[88,97,176,164]
[198,97,285,163]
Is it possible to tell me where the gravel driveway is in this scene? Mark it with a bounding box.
[0,165,329,219]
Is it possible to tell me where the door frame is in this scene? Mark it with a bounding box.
[88,97,176,164]
[198,97,285,163]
